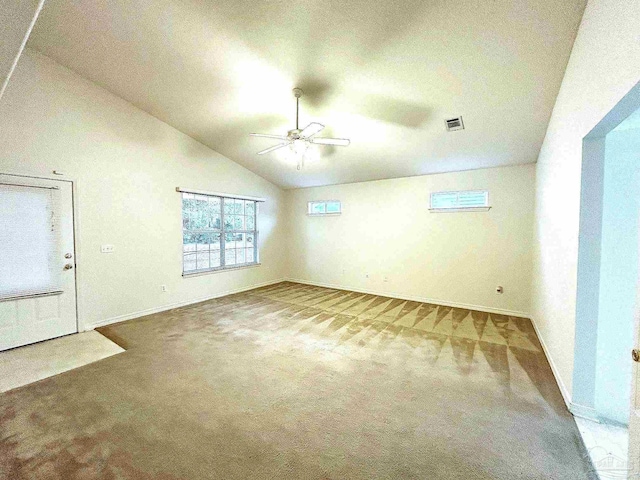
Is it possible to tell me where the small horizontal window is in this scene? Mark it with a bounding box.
[308,200,341,215]
[430,190,489,211]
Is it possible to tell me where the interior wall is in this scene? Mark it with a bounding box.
[0,49,287,330]
[0,0,45,100]
[532,0,640,401]
[285,164,535,316]
[593,127,640,425]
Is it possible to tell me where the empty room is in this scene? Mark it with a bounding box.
[1,0,639,479]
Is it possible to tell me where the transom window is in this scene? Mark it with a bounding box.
[308,200,341,215]
[182,192,258,275]
[430,190,490,211]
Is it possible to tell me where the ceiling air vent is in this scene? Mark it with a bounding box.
[445,116,464,132]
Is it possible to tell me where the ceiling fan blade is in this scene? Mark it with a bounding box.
[257,142,290,155]
[311,137,350,147]
[300,122,324,138]
[250,133,289,140]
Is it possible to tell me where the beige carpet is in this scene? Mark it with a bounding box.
[0,282,595,479]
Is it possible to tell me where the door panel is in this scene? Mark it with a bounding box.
[0,174,77,351]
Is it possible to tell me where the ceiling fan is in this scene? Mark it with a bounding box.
[250,88,350,170]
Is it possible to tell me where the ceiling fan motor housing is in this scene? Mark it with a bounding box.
[288,129,302,140]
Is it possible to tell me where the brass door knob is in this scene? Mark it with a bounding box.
[633,349,640,363]
[63,264,74,270]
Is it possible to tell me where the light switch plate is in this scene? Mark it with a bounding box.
[101,244,114,253]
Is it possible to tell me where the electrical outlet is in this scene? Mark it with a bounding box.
[496,286,504,294]
[161,285,167,293]
[100,244,114,253]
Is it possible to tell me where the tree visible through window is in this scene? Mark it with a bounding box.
[182,193,258,274]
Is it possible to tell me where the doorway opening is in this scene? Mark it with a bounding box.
[574,81,640,478]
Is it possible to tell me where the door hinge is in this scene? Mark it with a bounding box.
[633,349,640,363]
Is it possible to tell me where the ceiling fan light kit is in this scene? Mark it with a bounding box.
[250,88,350,170]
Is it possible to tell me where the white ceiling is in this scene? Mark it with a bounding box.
[27,0,586,189]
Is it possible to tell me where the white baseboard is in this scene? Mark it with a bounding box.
[83,278,286,331]
[285,278,531,318]
[528,316,573,412]
[569,403,600,423]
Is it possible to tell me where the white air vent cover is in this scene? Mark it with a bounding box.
[445,116,464,131]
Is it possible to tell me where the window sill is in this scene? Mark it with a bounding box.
[307,213,342,217]
[429,207,491,213]
[182,263,261,278]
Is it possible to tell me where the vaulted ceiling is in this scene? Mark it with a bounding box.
[28,0,586,189]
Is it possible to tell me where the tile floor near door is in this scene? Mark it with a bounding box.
[0,282,595,479]
[0,331,124,393]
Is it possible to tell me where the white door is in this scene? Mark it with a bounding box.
[0,174,77,351]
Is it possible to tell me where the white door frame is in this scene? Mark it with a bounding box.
[0,171,80,335]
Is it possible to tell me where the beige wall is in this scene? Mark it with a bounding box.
[0,49,287,330]
[0,0,44,99]
[532,0,640,399]
[285,164,535,316]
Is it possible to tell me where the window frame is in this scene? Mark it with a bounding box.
[307,200,342,216]
[429,190,491,212]
[181,191,260,276]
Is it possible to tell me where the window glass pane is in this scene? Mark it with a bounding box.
[234,199,244,214]
[196,233,212,250]
[183,232,197,252]
[197,251,210,270]
[245,201,255,216]
[431,192,458,209]
[234,215,244,230]
[225,232,240,249]
[326,201,341,213]
[183,252,197,272]
[457,191,487,207]
[225,248,236,266]
[210,197,221,214]
[209,250,221,268]
[182,198,192,229]
[246,215,255,230]
[224,199,234,215]
[236,248,246,264]
[309,202,326,214]
[224,215,233,231]
[211,233,221,250]
[236,233,246,249]
[246,247,255,263]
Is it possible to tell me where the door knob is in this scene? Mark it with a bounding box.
[64,253,72,259]
[63,264,74,270]
[633,349,640,363]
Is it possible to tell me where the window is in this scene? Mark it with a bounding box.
[181,192,259,275]
[308,200,341,215]
[430,190,490,211]
[0,183,62,300]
